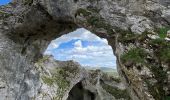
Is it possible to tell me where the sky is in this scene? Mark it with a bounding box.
[0,0,11,5]
[45,28,117,69]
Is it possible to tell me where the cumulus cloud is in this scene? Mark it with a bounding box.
[46,28,107,50]
[44,28,117,68]
[74,40,82,48]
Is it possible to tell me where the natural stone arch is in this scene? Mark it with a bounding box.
[0,0,170,100]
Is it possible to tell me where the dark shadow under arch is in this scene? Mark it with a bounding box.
[67,82,95,100]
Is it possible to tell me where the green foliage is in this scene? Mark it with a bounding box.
[149,39,170,64]
[158,47,170,63]
[102,83,131,99]
[121,48,147,65]
[158,27,169,39]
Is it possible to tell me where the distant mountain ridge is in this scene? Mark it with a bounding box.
[83,66,118,77]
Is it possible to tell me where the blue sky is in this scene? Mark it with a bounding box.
[45,28,117,69]
[0,0,11,5]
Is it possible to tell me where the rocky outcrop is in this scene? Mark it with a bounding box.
[34,56,130,100]
[0,0,170,100]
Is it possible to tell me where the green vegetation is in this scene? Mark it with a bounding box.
[121,48,147,65]
[41,67,71,99]
[42,69,70,89]
[75,8,91,17]
[0,10,12,18]
[165,96,170,100]
[158,27,169,39]
[102,83,131,99]
[53,68,70,89]
[149,39,170,64]
[118,30,148,44]
[42,76,54,86]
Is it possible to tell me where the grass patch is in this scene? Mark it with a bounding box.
[158,27,169,39]
[121,48,147,66]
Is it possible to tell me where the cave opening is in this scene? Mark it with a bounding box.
[67,82,95,100]
[44,28,118,75]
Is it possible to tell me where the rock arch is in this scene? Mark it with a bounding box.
[0,0,170,100]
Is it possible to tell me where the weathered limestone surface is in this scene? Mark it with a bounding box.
[35,56,129,100]
[0,0,170,100]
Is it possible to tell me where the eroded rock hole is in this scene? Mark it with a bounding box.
[67,82,95,100]
[44,28,117,73]
[39,28,125,99]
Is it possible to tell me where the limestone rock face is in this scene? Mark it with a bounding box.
[0,0,170,100]
[34,56,130,100]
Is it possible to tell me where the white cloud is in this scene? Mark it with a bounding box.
[74,40,82,48]
[50,43,116,68]
[45,28,108,51]
[44,28,117,68]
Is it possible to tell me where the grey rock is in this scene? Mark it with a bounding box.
[0,0,170,100]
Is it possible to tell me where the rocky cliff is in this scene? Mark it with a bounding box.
[0,0,170,100]
[34,56,130,100]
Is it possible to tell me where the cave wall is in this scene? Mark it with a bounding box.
[0,0,170,99]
